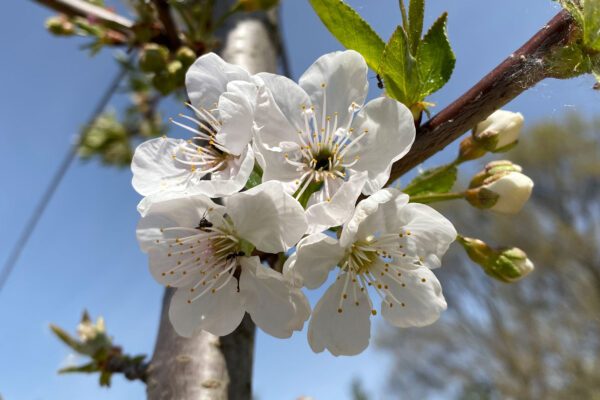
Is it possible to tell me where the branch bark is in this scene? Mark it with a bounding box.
[152,0,181,49]
[146,3,279,400]
[387,9,576,183]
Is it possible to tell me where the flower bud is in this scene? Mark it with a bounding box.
[457,236,534,282]
[75,311,111,357]
[473,110,524,153]
[466,164,533,215]
[138,43,169,73]
[239,0,279,11]
[45,16,75,36]
[176,46,197,69]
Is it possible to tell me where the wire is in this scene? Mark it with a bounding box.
[0,63,128,294]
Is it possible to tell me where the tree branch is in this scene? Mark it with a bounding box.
[151,0,181,49]
[31,0,134,34]
[105,353,150,383]
[387,9,576,183]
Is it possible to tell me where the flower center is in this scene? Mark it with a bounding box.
[282,82,369,203]
[333,231,428,315]
[168,102,236,175]
[156,211,253,303]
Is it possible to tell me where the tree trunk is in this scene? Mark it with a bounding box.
[146,3,279,399]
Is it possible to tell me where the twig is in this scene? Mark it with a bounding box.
[152,0,181,49]
[386,9,576,183]
[31,0,133,33]
[105,353,149,383]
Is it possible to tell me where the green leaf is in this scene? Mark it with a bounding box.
[416,13,455,97]
[403,165,458,196]
[99,371,112,387]
[379,25,420,105]
[59,362,98,374]
[544,43,592,79]
[50,324,86,354]
[584,0,600,51]
[408,0,425,54]
[307,0,386,71]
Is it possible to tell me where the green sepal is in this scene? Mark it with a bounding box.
[307,0,386,72]
[244,163,263,190]
[416,12,455,98]
[295,181,323,209]
[50,324,87,354]
[380,25,420,105]
[402,165,457,196]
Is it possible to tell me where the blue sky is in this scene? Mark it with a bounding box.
[0,1,598,399]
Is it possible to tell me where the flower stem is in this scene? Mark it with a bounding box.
[409,191,465,204]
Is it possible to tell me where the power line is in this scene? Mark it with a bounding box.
[0,64,128,293]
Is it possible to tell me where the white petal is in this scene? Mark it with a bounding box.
[186,52,251,110]
[131,137,200,197]
[168,278,245,337]
[239,257,310,338]
[136,195,223,252]
[134,145,255,216]
[256,72,311,133]
[289,233,345,289]
[487,172,533,215]
[299,50,368,129]
[225,182,307,252]
[254,143,304,193]
[380,265,446,328]
[345,97,415,194]
[215,81,257,155]
[340,188,403,248]
[307,273,371,356]
[305,171,368,234]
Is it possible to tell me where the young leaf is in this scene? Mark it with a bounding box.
[417,13,455,97]
[379,25,420,105]
[557,0,584,27]
[408,0,425,54]
[308,0,386,71]
[58,362,98,374]
[584,0,600,51]
[403,165,458,196]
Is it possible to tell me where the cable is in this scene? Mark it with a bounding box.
[0,63,128,293]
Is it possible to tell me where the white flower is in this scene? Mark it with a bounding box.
[253,50,415,233]
[131,53,258,208]
[474,110,524,151]
[466,171,534,216]
[136,182,310,338]
[284,188,456,356]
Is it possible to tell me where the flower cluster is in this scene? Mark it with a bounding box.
[132,50,457,355]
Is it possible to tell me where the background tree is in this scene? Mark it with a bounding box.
[377,114,600,400]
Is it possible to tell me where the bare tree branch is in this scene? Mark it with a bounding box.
[151,0,181,49]
[387,9,576,182]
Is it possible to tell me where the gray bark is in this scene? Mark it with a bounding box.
[146,3,279,399]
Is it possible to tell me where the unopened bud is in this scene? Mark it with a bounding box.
[473,110,524,153]
[457,236,534,282]
[239,0,279,11]
[466,164,533,215]
[139,43,169,73]
[176,46,197,69]
[74,311,111,357]
[46,16,75,36]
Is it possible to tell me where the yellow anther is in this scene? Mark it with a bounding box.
[162,135,166,139]
[321,83,326,87]
[327,116,331,121]
[190,288,195,292]
[401,302,406,307]
[327,198,331,202]
[334,112,338,115]
[355,156,360,160]
[284,153,289,158]
[419,257,424,262]
[407,231,411,235]
[169,117,173,122]
[161,272,165,276]
[187,300,191,304]
[337,308,342,313]
[302,105,306,109]
[421,278,426,282]
[371,310,377,315]
[364,129,369,133]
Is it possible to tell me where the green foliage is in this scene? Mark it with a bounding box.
[245,164,263,190]
[380,26,420,105]
[403,164,458,196]
[407,0,425,54]
[307,0,386,72]
[416,13,455,98]
[296,181,324,209]
[584,0,600,51]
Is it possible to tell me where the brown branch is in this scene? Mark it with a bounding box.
[387,9,576,183]
[104,352,150,383]
[32,0,134,34]
[152,0,181,49]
